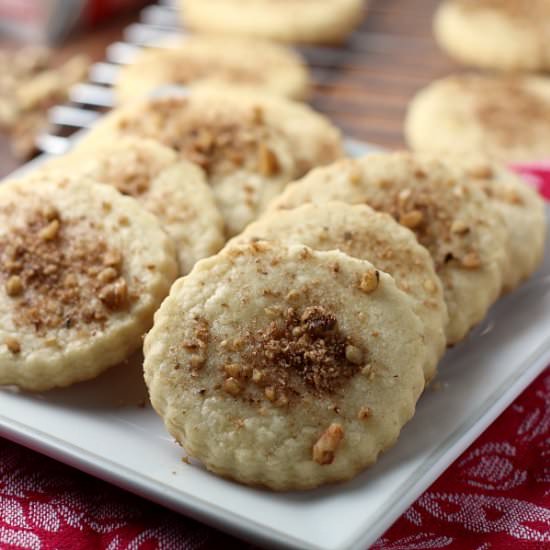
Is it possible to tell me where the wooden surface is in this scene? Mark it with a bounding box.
[0,0,460,178]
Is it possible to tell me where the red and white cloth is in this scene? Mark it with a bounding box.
[1,168,549,550]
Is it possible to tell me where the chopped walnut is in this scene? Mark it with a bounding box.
[4,336,21,354]
[451,220,469,235]
[462,252,481,269]
[257,143,279,176]
[224,363,243,378]
[312,423,344,465]
[229,306,365,405]
[5,275,23,297]
[399,209,424,229]
[98,278,128,310]
[359,269,380,293]
[38,219,59,241]
[98,267,118,284]
[223,377,241,396]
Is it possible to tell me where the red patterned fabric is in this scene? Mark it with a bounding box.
[1,171,549,550]
[0,368,547,550]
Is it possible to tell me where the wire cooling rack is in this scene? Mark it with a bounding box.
[36,0,452,154]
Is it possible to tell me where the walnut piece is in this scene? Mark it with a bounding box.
[4,336,21,354]
[312,423,344,465]
[359,269,380,293]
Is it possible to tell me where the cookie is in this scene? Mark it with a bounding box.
[115,35,310,103]
[78,89,344,236]
[270,153,508,344]
[231,202,447,382]
[449,158,547,292]
[434,0,550,71]
[405,74,550,163]
[0,175,178,391]
[179,0,366,45]
[144,241,426,490]
[40,137,225,275]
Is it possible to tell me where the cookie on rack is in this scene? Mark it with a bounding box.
[0,175,178,391]
[144,241,426,490]
[434,0,550,71]
[231,202,447,382]
[78,88,344,236]
[115,35,310,103]
[270,152,508,344]
[405,74,550,163]
[449,158,547,293]
[40,137,225,275]
[179,0,366,44]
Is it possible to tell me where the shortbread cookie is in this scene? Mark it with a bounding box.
[115,36,310,103]
[270,153,508,344]
[0,176,178,391]
[435,0,550,71]
[144,241,426,490]
[232,202,447,381]
[405,74,550,163]
[40,138,224,275]
[78,89,344,236]
[451,158,547,292]
[180,0,366,45]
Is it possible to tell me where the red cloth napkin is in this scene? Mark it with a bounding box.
[0,368,548,550]
[0,169,549,550]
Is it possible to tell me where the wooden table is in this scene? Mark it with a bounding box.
[0,0,460,178]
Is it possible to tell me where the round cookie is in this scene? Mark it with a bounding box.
[39,137,225,275]
[405,74,550,163]
[115,35,310,103]
[449,158,547,292]
[144,241,426,490]
[435,0,550,71]
[270,153,508,344]
[78,89,344,236]
[0,176,177,391]
[179,0,366,45]
[231,202,447,382]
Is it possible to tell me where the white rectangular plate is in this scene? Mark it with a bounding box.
[0,139,549,550]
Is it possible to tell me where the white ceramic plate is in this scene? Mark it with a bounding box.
[0,140,549,550]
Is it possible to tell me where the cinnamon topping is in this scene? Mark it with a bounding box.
[0,205,133,334]
[215,306,365,406]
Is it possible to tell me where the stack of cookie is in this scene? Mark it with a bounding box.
[0,87,344,394]
[112,1,370,107]
[143,150,545,490]
[0,43,545,490]
[406,0,550,163]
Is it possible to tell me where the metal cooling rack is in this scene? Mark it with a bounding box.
[37,0,444,154]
